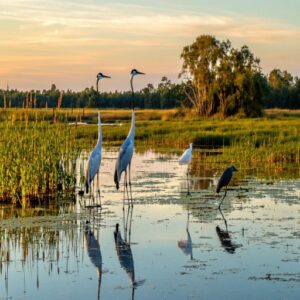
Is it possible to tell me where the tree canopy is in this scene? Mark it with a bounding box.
[1,35,299,115]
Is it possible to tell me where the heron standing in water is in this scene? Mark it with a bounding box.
[114,69,145,203]
[179,143,193,195]
[85,72,110,206]
[216,166,238,209]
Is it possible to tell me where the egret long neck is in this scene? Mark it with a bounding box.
[128,110,135,141]
[130,75,135,110]
[97,113,102,146]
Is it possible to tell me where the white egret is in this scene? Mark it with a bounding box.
[179,143,193,195]
[85,112,102,195]
[114,69,145,198]
[216,166,238,209]
[85,72,110,205]
[179,143,193,165]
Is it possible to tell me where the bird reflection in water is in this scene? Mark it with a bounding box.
[84,220,102,300]
[216,208,238,254]
[178,202,193,260]
[114,199,145,299]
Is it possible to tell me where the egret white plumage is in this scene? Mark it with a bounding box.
[179,143,193,165]
[114,69,145,198]
[85,72,110,204]
[85,112,102,194]
[216,165,238,209]
[179,143,193,195]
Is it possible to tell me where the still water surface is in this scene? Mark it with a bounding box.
[0,150,299,300]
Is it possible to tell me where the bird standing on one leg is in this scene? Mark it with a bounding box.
[114,69,145,203]
[216,166,238,209]
[179,143,193,195]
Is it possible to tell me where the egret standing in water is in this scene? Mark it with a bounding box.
[85,72,110,206]
[216,166,238,209]
[179,143,193,195]
[114,69,145,201]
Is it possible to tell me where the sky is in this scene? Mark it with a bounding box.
[0,0,299,92]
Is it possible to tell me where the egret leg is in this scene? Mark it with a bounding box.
[96,172,101,208]
[218,187,227,209]
[125,205,130,242]
[186,167,191,197]
[128,205,133,243]
[125,170,130,205]
[186,201,190,231]
[123,173,126,209]
[128,162,133,206]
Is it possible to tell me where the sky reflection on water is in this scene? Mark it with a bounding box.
[0,150,299,300]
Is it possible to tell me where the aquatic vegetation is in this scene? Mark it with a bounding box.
[0,108,299,204]
[75,110,300,166]
[0,110,80,205]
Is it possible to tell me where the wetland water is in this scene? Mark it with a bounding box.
[0,150,299,300]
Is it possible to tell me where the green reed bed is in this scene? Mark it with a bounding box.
[76,115,300,165]
[0,114,79,205]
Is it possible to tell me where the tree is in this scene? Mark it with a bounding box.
[180,35,222,116]
[180,35,265,117]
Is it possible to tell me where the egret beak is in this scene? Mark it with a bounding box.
[102,74,111,78]
[137,71,145,75]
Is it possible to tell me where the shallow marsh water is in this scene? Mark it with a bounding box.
[0,150,299,300]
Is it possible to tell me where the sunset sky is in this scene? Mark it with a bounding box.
[0,0,299,91]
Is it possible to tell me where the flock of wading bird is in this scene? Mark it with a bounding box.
[80,69,239,299]
[84,69,238,210]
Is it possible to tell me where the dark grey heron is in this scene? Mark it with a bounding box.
[216,166,238,209]
[114,69,145,202]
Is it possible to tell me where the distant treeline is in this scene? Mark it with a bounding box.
[0,77,186,110]
[0,35,299,116]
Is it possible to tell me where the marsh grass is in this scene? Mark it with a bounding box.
[0,108,299,204]
[0,110,79,205]
[75,110,299,165]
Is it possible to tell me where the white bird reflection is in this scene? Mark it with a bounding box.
[84,221,102,300]
[114,194,145,299]
[178,202,193,260]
